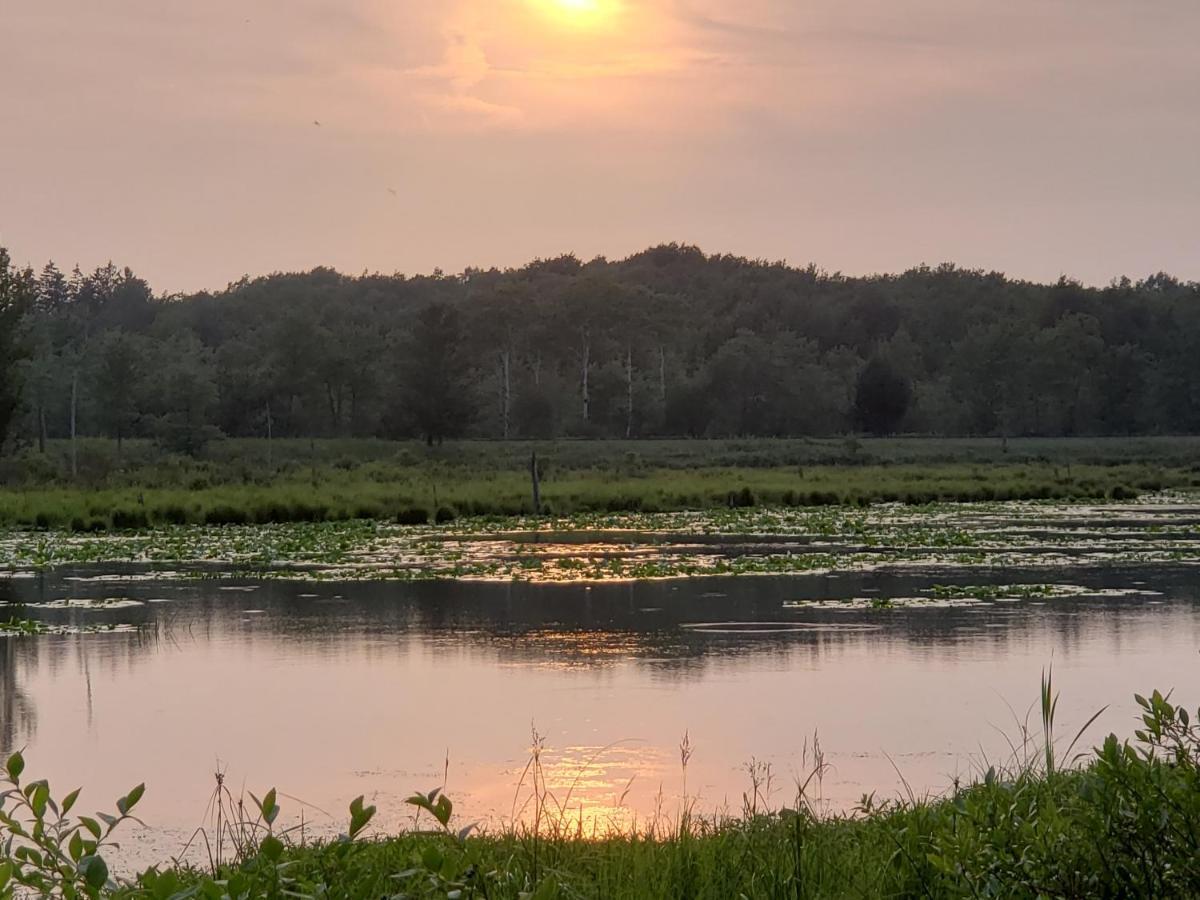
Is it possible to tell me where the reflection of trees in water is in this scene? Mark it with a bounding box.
[0,573,180,750]
[0,639,39,751]
[0,582,38,750]
[4,564,1197,709]
[63,564,1189,676]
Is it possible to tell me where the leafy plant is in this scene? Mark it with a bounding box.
[0,751,144,898]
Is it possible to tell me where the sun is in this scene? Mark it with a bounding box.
[534,0,615,28]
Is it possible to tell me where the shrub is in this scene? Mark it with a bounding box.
[110,508,150,530]
[204,505,250,526]
[396,506,430,525]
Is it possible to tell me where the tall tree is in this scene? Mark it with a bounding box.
[0,248,33,450]
[854,356,912,436]
[90,330,145,452]
[399,303,475,446]
[148,336,220,455]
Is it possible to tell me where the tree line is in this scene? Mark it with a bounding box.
[1,243,1198,453]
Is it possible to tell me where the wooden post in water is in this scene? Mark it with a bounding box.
[530,451,542,516]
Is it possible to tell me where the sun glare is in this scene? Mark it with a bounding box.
[535,0,614,28]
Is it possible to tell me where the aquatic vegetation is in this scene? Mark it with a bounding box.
[0,617,141,637]
[0,616,50,636]
[2,494,1199,585]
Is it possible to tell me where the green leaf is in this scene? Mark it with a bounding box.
[61,788,81,815]
[260,835,284,863]
[79,855,109,891]
[433,795,452,827]
[117,783,145,815]
[262,788,278,825]
[30,782,49,818]
[78,816,102,839]
[69,830,85,862]
[4,753,23,782]
[348,796,376,840]
[421,845,444,872]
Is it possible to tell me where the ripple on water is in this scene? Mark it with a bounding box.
[682,621,882,634]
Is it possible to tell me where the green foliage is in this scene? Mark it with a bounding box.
[1,435,1196,530]
[855,356,912,436]
[6,245,1200,449]
[0,249,34,450]
[0,750,143,898]
[397,303,475,446]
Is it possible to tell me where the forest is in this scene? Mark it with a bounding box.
[1,243,1198,453]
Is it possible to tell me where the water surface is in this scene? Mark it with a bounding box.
[2,560,1198,867]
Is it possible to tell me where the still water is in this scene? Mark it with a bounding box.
[2,563,1199,866]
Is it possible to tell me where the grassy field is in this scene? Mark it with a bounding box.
[1,436,1198,531]
[3,685,1200,898]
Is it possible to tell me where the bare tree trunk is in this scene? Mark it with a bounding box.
[37,404,46,455]
[325,383,339,436]
[625,344,634,439]
[69,371,78,479]
[581,340,590,422]
[658,344,667,404]
[532,353,542,387]
[500,350,511,439]
[265,400,274,468]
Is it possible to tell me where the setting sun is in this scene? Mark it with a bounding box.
[534,0,615,28]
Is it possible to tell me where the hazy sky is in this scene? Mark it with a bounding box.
[2,0,1197,292]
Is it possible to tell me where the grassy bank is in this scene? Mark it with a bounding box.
[1,437,1198,531]
[4,685,1200,898]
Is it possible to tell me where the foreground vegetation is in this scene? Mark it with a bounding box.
[3,684,1200,898]
[1,436,1197,531]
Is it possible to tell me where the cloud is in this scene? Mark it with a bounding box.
[407,32,493,91]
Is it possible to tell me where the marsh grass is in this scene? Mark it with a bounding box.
[0,437,1196,531]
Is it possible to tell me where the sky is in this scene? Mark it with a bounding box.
[1,0,1198,292]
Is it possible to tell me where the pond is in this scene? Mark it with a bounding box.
[3,547,1199,869]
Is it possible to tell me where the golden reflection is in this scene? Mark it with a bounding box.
[502,739,674,838]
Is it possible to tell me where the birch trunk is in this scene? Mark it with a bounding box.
[500,350,511,439]
[625,345,634,438]
[266,401,274,468]
[658,345,667,403]
[69,371,78,479]
[581,340,590,422]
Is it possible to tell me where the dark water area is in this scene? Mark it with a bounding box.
[2,563,1198,866]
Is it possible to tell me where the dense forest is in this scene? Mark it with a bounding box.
[1,244,1198,452]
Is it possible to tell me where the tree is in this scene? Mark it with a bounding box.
[398,303,475,445]
[854,356,911,435]
[0,248,33,450]
[90,330,146,451]
[148,336,221,455]
[1,243,1198,443]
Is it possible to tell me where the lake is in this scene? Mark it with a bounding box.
[3,551,1199,869]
